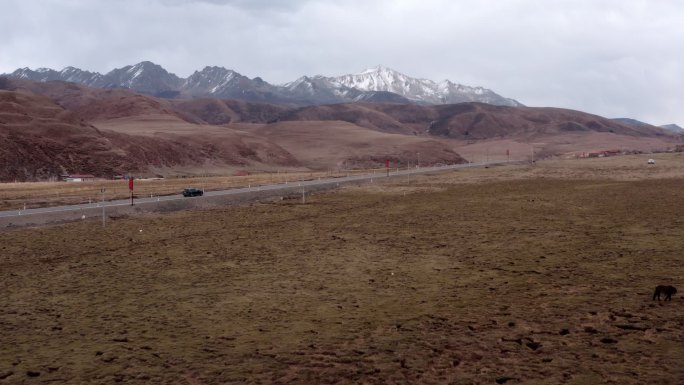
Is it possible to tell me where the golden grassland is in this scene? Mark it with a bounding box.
[1,154,684,384]
[0,169,385,211]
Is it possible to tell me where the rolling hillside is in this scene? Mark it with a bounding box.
[1,76,680,181]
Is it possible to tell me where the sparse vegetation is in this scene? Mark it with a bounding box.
[1,155,684,384]
[0,169,379,211]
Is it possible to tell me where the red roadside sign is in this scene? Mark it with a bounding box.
[129,177,134,190]
[385,159,389,168]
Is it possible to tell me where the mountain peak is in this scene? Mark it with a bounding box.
[125,61,168,74]
[196,66,237,75]
[359,65,398,75]
[3,62,522,107]
[134,60,161,68]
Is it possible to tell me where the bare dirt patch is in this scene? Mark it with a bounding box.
[1,156,684,384]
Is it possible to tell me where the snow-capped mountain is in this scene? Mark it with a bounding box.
[284,66,521,106]
[98,61,182,95]
[281,75,356,104]
[8,61,181,95]
[183,66,242,96]
[10,66,102,85]
[182,66,283,102]
[3,62,522,107]
[330,66,441,102]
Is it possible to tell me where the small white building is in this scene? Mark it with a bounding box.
[62,174,96,182]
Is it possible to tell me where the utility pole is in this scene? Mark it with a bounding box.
[129,177,134,206]
[101,188,106,227]
[407,160,411,185]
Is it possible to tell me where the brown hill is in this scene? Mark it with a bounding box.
[275,104,415,135]
[5,78,287,126]
[5,78,183,121]
[0,89,137,180]
[2,76,680,181]
[278,102,674,140]
[421,103,670,139]
[0,88,298,181]
[242,121,466,169]
[171,98,285,125]
[93,114,299,171]
[1,78,467,180]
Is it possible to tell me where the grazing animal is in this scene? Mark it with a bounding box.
[653,285,677,301]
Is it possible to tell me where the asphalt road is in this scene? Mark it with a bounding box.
[0,162,499,220]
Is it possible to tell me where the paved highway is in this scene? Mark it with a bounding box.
[0,162,500,219]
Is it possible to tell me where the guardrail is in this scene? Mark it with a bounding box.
[0,161,511,229]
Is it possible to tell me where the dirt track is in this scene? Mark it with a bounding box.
[1,156,684,384]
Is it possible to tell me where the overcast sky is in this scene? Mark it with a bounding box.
[2,0,683,125]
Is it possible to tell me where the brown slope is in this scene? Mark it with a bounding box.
[422,103,673,139]
[170,98,285,125]
[276,102,675,140]
[0,89,141,180]
[243,121,466,169]
[93,114,299,170]
[3,78,183,121]
[3,78,286,126]
[3,77,300,172]
[0,88,299,181]
[275,104,416,135]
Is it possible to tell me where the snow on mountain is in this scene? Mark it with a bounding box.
[183,66,242,95]
[182,67,282,102]
[10,67,63,82]
[6,62,180,95]
[324,66,521,106]
[329,66,440,102]
[97,61,182,95]
[281,75,355,104]
[3,62,522,107]
[59,67,103,84]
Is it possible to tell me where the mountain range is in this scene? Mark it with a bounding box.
[5,61,522,107]
[2,74,681,181]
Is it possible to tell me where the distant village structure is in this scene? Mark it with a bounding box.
[580,149,623,158]
[61,174,96,182]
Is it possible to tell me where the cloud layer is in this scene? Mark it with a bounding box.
[2,0,683,124]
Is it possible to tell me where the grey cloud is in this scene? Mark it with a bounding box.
[161,0,314,12]
[2,0,684,124]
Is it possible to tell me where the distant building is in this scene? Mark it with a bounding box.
[62,174,96,182]
[582,149,622,158]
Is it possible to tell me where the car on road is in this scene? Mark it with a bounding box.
[182,188,204,197]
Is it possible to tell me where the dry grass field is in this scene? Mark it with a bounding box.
[2,154,684,384]
[0,170,376,211]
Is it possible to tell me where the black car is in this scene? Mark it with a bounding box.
[182,188,204,197]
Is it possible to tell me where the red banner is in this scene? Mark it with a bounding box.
[129,177,134,190]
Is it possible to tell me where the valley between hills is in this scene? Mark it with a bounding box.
[0,75,681,182]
